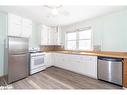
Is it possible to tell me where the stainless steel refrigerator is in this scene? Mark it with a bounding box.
[4,36,29,84]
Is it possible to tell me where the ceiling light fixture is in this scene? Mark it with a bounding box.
[51,8,59,15]
[44,5,69,17]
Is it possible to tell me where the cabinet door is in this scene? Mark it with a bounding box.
[41,26,59,45]
[48,29,54,45]
[54,31,58,45]
[8,23,22,36]
[21,18,32,38]
[57,27,62,45]
[53,27,58,45]
[41,26,49,45]
[44,53,50,68]
[54,53,65,67]
[82,56,97,78]
[45,53,54,68]
[48,27,58,45]
[54,53,97,79]
[8,13,22,25]
[8,13,22,36]
[22,25,32,38]
[54,53,60,67]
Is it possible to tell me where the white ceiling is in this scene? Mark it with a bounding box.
[0,6,126,26]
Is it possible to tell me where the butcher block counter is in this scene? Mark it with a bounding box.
[54,50,127,58]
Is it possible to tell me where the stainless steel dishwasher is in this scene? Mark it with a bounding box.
[98,56,123,86]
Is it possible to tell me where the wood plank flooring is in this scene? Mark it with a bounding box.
[1,66,122,89]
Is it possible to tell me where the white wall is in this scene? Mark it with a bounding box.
[29,23,41,48]
[61,9,127,52]
[0,12,7,76]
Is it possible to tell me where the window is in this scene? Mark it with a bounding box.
[66,32,76,50]
[66,28,92,50]
[78,29,92,50]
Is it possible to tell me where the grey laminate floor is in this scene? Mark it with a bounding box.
[1,66,122,89]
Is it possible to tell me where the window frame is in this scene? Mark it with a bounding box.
[65,31,77,50]
[65,27,93,51]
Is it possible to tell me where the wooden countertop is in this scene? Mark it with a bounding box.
[45,50,127,58]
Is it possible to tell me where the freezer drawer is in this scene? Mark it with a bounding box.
[8,53,29,83]
[98,57,122,86]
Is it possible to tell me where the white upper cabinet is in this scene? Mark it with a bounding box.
[57,27,62,45]
[49,27,58,45]
[8,13,32,38]
[40,25,50,45]
[40,25,59,45]
[8,14,22,37]
[21,18,32,37]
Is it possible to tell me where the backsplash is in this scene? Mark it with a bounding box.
[40,45,64,51]
[93,45,101,51]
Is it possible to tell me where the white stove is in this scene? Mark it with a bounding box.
[29,48,46,75]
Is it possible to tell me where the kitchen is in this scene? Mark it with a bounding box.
[0,6,127,90]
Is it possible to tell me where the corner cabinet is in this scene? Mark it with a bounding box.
[40,25,62,45]
[8,13,32,38]
[53,53,97,79]
[45,53,54,68]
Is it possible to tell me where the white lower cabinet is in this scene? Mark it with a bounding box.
[45,53,54,68]
[53,53,97,79]
[45,52,97,79]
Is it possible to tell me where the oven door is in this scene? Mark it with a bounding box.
[30,55,45,70]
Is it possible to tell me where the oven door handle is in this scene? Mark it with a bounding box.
[31,56,45,58]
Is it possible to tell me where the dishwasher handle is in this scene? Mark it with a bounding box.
[98,56,122,62]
